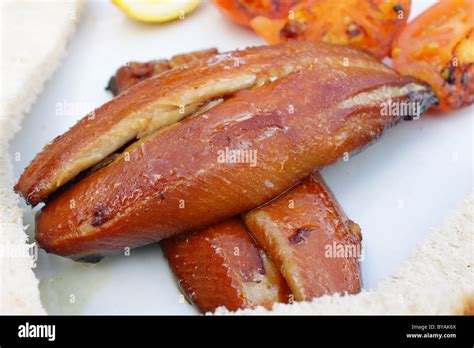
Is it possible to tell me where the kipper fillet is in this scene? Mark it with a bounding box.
[243,173,362,301]
[15,41,437,258]
[106,48,218,96]
[112,53,362,311]
[161,218,290,313]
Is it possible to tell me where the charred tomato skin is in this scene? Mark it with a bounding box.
[250,0,412,59]
[212,0,296,27]
[392,0,474,112]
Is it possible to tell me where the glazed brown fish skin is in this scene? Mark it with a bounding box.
[29,42,436,258]
[17,42,324,207]
[106,48,218,96]
[161,218,290,313]
[106,60,171,97]
[111,50,359,309]
[243,173,362,302]
[164,173,361,311]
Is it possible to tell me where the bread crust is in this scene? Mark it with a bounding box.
[19,42,435,258]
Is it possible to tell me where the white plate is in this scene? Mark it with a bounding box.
[9,0,473,314]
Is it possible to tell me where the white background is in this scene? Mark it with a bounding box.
[10,0,473,314]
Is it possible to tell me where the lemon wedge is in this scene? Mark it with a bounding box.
[112,0,201,23]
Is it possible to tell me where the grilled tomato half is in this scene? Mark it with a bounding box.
[392,0,474,111]
[212,0,297,27]
[250,0,411,58]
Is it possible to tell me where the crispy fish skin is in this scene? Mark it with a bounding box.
[243,173,362,301]
[161,218,290,313]
[106,48,218,96]
[30,42,436,258]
